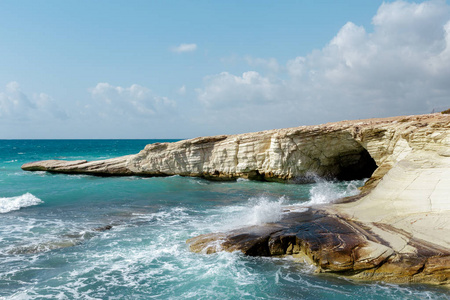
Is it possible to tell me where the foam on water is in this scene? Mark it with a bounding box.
[4,159,18,163]
[5,208,279,299]
[0,216,97,259]
[236,178,250,182]
[0,193,43,213]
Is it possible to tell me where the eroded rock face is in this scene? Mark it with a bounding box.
[126,130,377,181]
[22,114,448,185]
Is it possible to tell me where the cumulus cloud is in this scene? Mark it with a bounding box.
[197,0,450,126]
[0,81,178,138]
[89,83,176,118]
[0,81,67,121]
[170,43,197,53]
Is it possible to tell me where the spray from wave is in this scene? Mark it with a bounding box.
[0,193,43,213]
[307,176,363,206]
[217,195,286,229]
[244,195,286,225]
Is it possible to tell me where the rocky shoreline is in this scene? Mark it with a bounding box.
[22,113,450,285]
[187,206,450,285]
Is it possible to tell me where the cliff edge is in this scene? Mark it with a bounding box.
[22,113,450,285]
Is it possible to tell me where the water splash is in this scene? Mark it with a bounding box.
[244,195,285,225]
[0,193,43,213]
[215,195,287,229]
[307,177,364,206]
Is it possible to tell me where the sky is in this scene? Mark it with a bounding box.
[1,0,449,139]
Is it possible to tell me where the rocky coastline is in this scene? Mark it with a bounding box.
[22,113,450,286]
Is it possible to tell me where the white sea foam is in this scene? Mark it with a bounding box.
[236,178,250,182]
[0,193,43,213]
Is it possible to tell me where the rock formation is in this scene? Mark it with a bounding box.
[22,113,450,285]
[187,209,450,285]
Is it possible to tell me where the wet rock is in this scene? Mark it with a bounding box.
[187,209,450,286]
[94,224,113,232]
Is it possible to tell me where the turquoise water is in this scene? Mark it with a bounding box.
[0,140,448,299]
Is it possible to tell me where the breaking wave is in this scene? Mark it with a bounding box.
[216,195,287,230]
[0,193,43,213]
[243,195,285,225]
[307,177,363,206]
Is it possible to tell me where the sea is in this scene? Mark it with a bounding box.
[1,140,448,299]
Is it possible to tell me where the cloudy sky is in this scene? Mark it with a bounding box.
[1,0,449,139]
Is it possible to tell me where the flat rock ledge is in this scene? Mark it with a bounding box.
[21,113,450,286]
[21,157,135,176]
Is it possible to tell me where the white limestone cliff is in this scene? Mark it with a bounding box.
[21,113,450,284]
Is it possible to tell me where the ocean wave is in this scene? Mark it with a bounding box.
[236,178,250,182]
[0,193,43,213]
[4,159,18,163]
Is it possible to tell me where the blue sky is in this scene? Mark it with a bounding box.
[1,0,449,138]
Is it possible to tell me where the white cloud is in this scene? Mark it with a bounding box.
[0,81,67,121]
[89,83,176,118]
[196,0,450,127]
[0,81,179,138]
[170,43,197,53]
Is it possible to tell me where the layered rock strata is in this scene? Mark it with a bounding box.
[22,113,450,285]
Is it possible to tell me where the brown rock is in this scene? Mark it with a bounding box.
[186,208,450,286]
